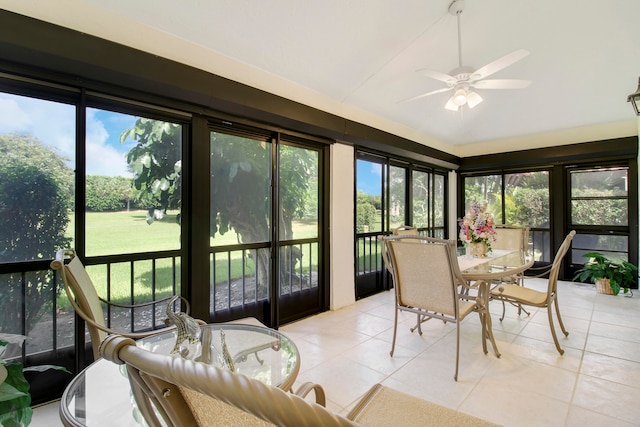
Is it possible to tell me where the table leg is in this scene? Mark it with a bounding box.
[478,281,500,358]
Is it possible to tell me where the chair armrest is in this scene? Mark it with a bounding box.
[99,295,191,313]
[294,382,327,406]
[524,264,551,279]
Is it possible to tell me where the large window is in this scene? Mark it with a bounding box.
[463,170,551,261]
[570,166,630,263]
[85,109,182,256]
[0,92,75,351]
[355,152,448,298]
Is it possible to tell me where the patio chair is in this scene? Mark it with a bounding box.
[490,230,576,355]
[383,235,486,381]
[491,225,531,313]
[99,334,500,427]
[51,249,201,360]
[391,225,419,236]
[492,225,529,254]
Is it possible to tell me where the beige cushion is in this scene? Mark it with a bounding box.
[491,283,547,305]
[348,385,501,427]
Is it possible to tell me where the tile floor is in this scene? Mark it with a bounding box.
[33,279,640,426]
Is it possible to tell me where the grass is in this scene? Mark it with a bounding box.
[61,211,319,307]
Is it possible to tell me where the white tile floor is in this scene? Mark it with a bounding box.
[33,279,640,426]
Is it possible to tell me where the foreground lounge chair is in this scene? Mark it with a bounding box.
[99,334,501,427]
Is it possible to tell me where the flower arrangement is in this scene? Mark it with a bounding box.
[459,202,496,252]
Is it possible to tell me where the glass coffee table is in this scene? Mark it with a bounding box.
[60,323,299,427]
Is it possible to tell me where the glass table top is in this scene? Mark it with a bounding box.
[61,323,299,427]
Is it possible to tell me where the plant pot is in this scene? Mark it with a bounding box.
[469,242,488,258]
[596,278,613,295]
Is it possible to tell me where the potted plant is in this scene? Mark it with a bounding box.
[0,334,70,426]
[573,251,637,296]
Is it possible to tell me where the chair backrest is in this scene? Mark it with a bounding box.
[546,230,576,295]
[384,236,464,317]
[99,335,357,427]
[391,225,419,236]
[51,249,108,357]
[493,225,529,252]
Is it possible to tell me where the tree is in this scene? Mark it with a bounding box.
[121,120,315,295]
[0,134,73,334]
[85,175,133,211]
[120,119,182,224]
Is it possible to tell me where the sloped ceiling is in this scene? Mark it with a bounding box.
[1,0,638,156]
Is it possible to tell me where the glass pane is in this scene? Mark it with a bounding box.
[0,92,75,263]
[279,242,318,295]
[279,145,318,240]
[504,171,549,228]
[573,233,628,253]
[571,168,628,197]
[356,159,382,233]
[571,200,628,226]
[412,170,429,228]
[212,248,270,311]
[86,109,182,255]
[388,166,406,229]
[530,230,551,262]
[210,132,271,245]
[433,174,445,228]
[464,175,502,223]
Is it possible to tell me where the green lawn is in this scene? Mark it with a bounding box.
[62,211,319,307]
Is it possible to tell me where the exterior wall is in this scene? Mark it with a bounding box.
[329,143,356,309]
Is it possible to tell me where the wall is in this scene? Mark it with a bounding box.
[329,143,356,309]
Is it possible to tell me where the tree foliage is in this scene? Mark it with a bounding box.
[121,119,182,223]
[122,121,316,292]
[0,134,73,334]
[85,175,133,211]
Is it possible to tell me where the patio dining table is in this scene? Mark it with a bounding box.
[458,249,534,358]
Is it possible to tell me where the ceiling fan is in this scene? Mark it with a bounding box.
[402,0,531,111]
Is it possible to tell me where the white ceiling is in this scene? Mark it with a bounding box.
[2,0,639,156]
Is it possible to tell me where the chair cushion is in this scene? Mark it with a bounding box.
[348,384,500,427]
[459,299,477,319]
[490,283,547,305]
[180,387,274,426]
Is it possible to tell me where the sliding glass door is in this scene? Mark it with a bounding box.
[209,127,326,326]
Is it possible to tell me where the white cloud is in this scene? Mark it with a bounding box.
[0,93,75,164]
[85,141,132,176]
[85,109,133,177]
[0,98,31,130]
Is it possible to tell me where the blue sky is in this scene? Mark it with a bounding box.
[0,92,137,177]
[356,159,382,195]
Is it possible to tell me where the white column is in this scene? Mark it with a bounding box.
[448,170,458,239]
[329,143,356,309]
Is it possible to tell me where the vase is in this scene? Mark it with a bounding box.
[469,242,488,258]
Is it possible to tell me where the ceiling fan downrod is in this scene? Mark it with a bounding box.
[449,0,465,69]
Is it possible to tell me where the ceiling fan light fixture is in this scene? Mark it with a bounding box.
[445,97,459,111]
[452,88,468,106]
[467,91,483,108]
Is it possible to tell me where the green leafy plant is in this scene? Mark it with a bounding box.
[0,334,70,426]
[573,251,637,296]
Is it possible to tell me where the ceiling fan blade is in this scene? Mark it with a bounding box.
[398,87,452,103]
[417,68,457,85]
[473,79,531,89]
[444,96,459,111]
[467,91,483,108]
[472,49,530,80]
